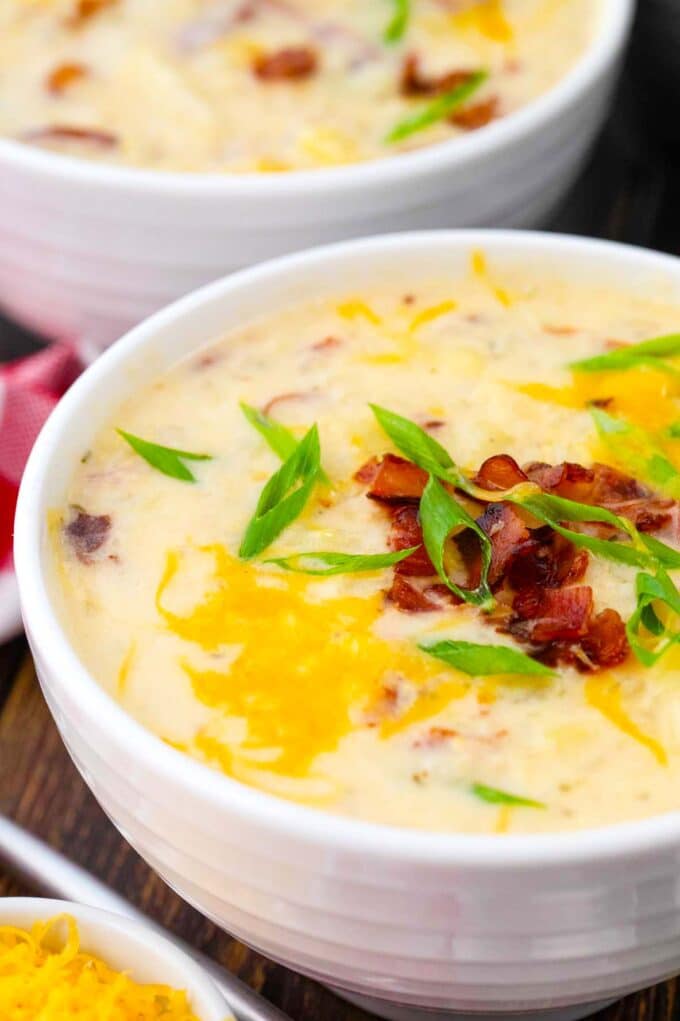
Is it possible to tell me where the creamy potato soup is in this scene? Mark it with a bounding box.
[52,252,680,834]
[1,1,598,172]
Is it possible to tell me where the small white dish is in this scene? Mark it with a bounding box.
[0,0,633,351]
[0,897,230,1020]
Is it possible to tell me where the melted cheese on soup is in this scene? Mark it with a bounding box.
[52,252,680,834]
[1,0,598,172]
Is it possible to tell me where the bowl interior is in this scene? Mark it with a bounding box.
[15,229,680,866]
[0,0,633,196]
[0,898,228,1020]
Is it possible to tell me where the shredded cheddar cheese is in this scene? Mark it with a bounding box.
[0,915,203,1021]
[156,545,443,780]
[453,0,514,43]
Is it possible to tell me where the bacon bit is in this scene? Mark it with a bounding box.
[524,460,595,503]
[363,676,413,725]
[589,397,614,409]
[22,125,119,149]
[46,63,89,95]
[402,293,416,305]
[543,324,577,336]
[604,338,627,351]
[582,609,629,668]
[254,46,318,81]
[451,96,499,130]
[354,456,381,485]
[311,336,342,352]
[261,392,308,416]
[468,503,531,588]
[589,463,674,531]
[412,726,457,749]
[473,454,528,492]
[387,575,449,613]
[400,54,472,96]
[526,460,674,532]
[508,528,588,591]
[65,510,111,563]
[357,454,428,504]
[388,505,434,576]
[67,0,118,26]
[510,586,593,643]
[192,350,223,370]
[422,419,446,431]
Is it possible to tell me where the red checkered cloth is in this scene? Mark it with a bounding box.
[0,343,82,570]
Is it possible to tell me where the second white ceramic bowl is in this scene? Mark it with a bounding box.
[0,898,229,1020]
[16,230,680,1021]
[0,0,632,351]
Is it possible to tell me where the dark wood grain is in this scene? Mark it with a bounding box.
[3,47,680,1021]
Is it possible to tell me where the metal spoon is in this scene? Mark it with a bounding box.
[0,815,293,1021]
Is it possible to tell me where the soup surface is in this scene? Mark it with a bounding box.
[1,0,598,172]
[52,251,680,834]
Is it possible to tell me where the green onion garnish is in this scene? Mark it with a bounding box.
[384,0,410,43]
[239,424,321,559]
[420,476,493,610]
[265,548,418,575]
[590,406,680,499]
[241,402,330,485]
[627,567,680,666]
[570,332,680,375]
[117,429,212,483]
[419,639,555,677]
[386,70,488,143]
[471,783,546,809]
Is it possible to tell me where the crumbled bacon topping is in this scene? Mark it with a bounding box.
[412,726,458,748]
[355,454,428,504]
[261,391,309,416]
[458,502,530,589]
[400,54,472,96]
[451,96,499,130]
[352,445,680,672]
[311,336,342,352]
[65,510,111,563]
[254,46,318,81]
[510,586,593,643]
[387,575,457,613]
[473,454,527,492]
[22,125,119,149]
[507,528,588,591]
[67,0,118,26]
[581,609,629,669]
[388,505,435,576]
[524,460,674,532]
[46,63,89,95]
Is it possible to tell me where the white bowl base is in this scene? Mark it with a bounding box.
[330,989,617,1021]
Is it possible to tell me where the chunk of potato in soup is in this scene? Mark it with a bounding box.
[52,251,680,834]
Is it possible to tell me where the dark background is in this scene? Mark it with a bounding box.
[2,26,680,1021]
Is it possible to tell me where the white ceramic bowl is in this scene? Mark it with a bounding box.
[15,230,680,1021]
[0,0,632,352]
[0,898,228,1020]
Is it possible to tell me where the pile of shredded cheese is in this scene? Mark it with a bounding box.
[0,914,203,1020]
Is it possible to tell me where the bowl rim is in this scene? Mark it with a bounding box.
[0,897,228,1019]
[0,0,633,198]
[15,227,680,871]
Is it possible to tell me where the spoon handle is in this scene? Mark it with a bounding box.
[0,815,293,1021]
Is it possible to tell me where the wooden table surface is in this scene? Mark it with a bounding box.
[2,46,680,1021]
